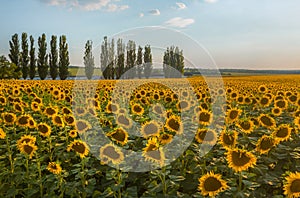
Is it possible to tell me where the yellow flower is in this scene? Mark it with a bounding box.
[258,114,276,129]
[226,148,257,172]
[75,119,91,134]
[256,135,276,154]
[237,119,254,134]
[17,135,36,150]
[67,140,89,158]
[131,103,144,116]
[99,143,124,165]
[141,121,161,138]
[158,133,173,145]
[226,108,242,123]
[165,115,183,135]
[2,112,16,125]
[198,171,229,197]
[195,128,218,145]
[116,114,133,129]
[197,110,213,126]
[0,128,6,139]
[47,162,62,175]
[19,141,38,159]
[37,123,51,137]
[107,128,129,145]
[219,130,238,149]
[272,124,292,143]
[283,172,300,198]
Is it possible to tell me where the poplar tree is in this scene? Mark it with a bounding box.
[8,33,21,78]
[37,34,48,80]
[126,40,136,79]
[59,35,70,80]
[29,36,36,79]
[136,46,143,79]
[49,35,58,80]
[115,38,125,79]
[84,40,95,80]
[21,32,29,79]
[143,45,152,79]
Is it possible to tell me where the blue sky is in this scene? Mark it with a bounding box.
[0,0,300,70]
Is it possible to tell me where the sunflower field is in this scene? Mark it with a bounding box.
[0,75,300,197]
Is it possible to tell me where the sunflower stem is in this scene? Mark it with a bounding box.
[81,158,87,198]
[48,135,53,161]
[5,135,14,173]
[58,174,64,198]
[238,171,243,192]
[36,156,43,197]
[161,166,167,196]
[25,156,30,188]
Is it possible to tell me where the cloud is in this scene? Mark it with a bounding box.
[40,0,129,12]
[204,0,218,3]
[165,17,195,28]
[139,13,144,18]
[175,2,187,10]
[149,9,160,16]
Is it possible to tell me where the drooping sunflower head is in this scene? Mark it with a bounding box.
[47,162,62,175]
[256,135,276,155]
[37,123,51,137]
[165,115,183,135]
[19,141,38,159]
[237,119,254,134]
[75,119,92,134]
[107,128,128,145]
[52,115,65,127]
[0,128,6,139]
[226,108,242,123]
[141,121,161,138]
[195,128,218,145]
[258,114,276,128]
[272,124,292,143]
[219,130,238,149]
[67,140,89,158]
[198,171,229,197]
[283,172,300,198]
[158,133,173,145]
[226,148,257,172]
[99,143,124,165]
[197,110,213,126]
[2,112,16,125]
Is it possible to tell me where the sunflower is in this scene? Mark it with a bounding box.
[258,114,276,128]
[64,115,75,126]
[0,128,6,139]
[62,107,72,115]
[219,130,238,149]
[99,143,124,165]
[141,121,161,138]
[67,140,89,158]
[19,141,38,159]
[256,135,276,154]
[16,115,30,127]
[131,103,144,116]
[151,103,166,117]
[116,114,133,129]
[294,117,300,129]
[198,171,229,197]
[283,172,300,198]
[226,148,257,172]
[272,107,282,116]
[52,115,65,127]
[14,103,24,113]
[37,123,51,137]
[195,128,218,145]
[143,147,165,167]
[237,119,254,134]
[226,108,242,123]
[31,102,41,112]
[44,107,58,117]
[158,133,173,145]
[17,135,36,150]
[75,119,91,134]
[74,106,86,117]
[69,130,77,138]
[176,100,191,112]
[47,162,62,175]
[259,96,271,107]
[143,137,159,152]
[197,110,213,126]
[2,112,16,125]
[272,124,292,142]
[107,128,128,145]
[275,99,288,109]
[165,115,183,135]
[258,85,267,93]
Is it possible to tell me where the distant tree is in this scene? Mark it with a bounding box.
[37,34,48,80]
[143,45,152,79]
[59,35,70,80]
[108,38,115,79]
[163,46,184,78]
[0,56,19,79]
[115,38,125,79]
[136,46,143,79]
[8,33,21,79]
[100,36,109,79]
[163,47,171,78]
[29,36,36,79]
[21,33,29,79]
[84,40,95,80]
[126,40,136,79]
[49,35,58,80]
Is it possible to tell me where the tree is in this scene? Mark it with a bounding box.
[84,40,95,80]
[59,35,70,80]
[108,38,115,79]
[21,33,29,79]
[37,34,48,80]
[100,36,109,79]
[8,33,21,79]
[49,35,58,80]
[29,36,36,79]
[163,46,184,78]
[143,45,152,79]
[136,46,143,79]
[126,40,136,79]
[115,38,125,79]
[163,47,171,78]
[0,56,19,79]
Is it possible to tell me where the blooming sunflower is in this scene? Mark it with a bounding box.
[14,103,24,113]
[258,85,267,93]
[75,119,92,134]
[107,128,128,145]
[16,115,30,127]
[52,115,65,127]
[116,114,133,129]
[99,143,124,165]
[143,147,165,167]
[37,123,51,137]
[141,121,161,138]
[64,115,75,126]
[274,99,288,109]
[198,171,229,197]
[283,172,300,198]
[17,135,36,150]
[219,130,238,149]
[226,148,257,172]
[44,106,58,117]
[197,110,213,126]
[195,128,218,145]
[69,130,77,138]
[151,103,166,117]
[2,112,16,125]
[74,106,86,117]
[258,114,276,129]
[131,103,144,116]
[272,107,282,116]
[294,117,300,129]
[272,124,292,143]
[256,135,276,155]
[226,108,242,123]
[176,100,191,112]
[19,141,38,159]
[165,115,183,135]
[158,133,173,145]
[47,162,62,175]
[259,96,271,107]
[237,119,254,134]
[0,128,6,139]
[67,140,89,158]
[31,102,41,112]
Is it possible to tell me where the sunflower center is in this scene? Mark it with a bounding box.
[111,130,126,141]
[240,121,251,130]
[232,151,251,166]
[77,121,88,131]
[19,116,29,125]
[133,105,143,113]
[46,108,56,115]
[72,143,86,154]
[167,118,180,131]
[276,100,286,108]
[103,146,120,160]
[38,125,49,133]
[261,98,269,105]
[260,116,273,126]
[229,110,238,120]
[223,134,234,146]
[199,112,211,122]
[276,127,289,138]
[54,116,63,124]
[118,115,130,126]
[260,138,274,150]
[203,177,222,192]
[290,179,300,193]
[24,145,34,154]
[144,123,159,136]
[4,114,14,122]
[179,101,188,109]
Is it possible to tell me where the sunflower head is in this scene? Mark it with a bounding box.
[226,148,257,172]
[47,162,62,175]
[19,141,38,159]
[75,119,92,134]
[197,110,213,126]
[158,133,173,145]
[44,107,58,117]
[198,171,229,197]
[131,103,145,116]
[219,130,238,149]
[37,123,51,137]
[2,112,16,125]
[272,124,292,143]
[237,119,254,134]
[195,128,218,145]
[99,143,124,165]
[69,130,78,138]
[226,108,242,123]
[0,128,6,139]
[116,114,133,129]
[256,135,276,155]
[17,135,36,150]
[141,121,161,138]
[283,172,300,198]
[258,114,276,129]
[67,140,89,158]
[52,115,65,127]
[107,128,128,145]
[142,147,165,167]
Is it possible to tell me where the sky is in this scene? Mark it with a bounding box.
[0,0,300,70]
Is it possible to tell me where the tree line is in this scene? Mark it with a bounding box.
[0,33,70,80]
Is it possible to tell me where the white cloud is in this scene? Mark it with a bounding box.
[204,0,218,3]
[176,2,187,10]
[139,13,144,18]
[106,4,129,12]
[149,9,160,16]
[165,17,195,28]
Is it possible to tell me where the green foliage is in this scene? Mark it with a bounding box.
[83,40,95,80]
[100,36,115,79]
[136,46,143,79]
[37,34,48,80]
[126,40,136,79]
[8,33,21,79]
[29,35,36,80]
[143,45,152,79]
[163,46,184,78]
[49,35,58,80]
[0,55,20,79]
[59,35,70,80]
[21,32,29,79]
[115,38,125,79]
